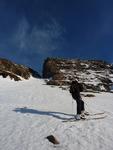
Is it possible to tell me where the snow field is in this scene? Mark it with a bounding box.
[0,76,113,150]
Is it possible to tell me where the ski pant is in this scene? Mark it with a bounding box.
[76,98,85,114]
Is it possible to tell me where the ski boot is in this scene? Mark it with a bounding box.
[75,114,81,120]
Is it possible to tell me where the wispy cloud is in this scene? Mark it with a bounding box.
[0,16,65,70]
[11,17,65,55]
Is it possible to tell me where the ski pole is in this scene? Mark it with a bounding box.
[84,101,92,113]
[72,98,74,114]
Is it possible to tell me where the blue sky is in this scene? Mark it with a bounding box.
[0,0,113,72]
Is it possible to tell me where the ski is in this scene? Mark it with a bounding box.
[62,115,107,122]
[86,112,105,116]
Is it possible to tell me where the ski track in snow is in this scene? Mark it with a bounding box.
[0,77,113,150]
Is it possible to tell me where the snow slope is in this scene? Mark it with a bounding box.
[0,76,113,150]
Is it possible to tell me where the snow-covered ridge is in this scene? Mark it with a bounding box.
[43,58,113,92]
[0,58,41,81]
[1,57,113,92]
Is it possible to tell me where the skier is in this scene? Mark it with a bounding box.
[70,80,88,120]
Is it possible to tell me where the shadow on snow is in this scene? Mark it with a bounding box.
[13,107,74,120]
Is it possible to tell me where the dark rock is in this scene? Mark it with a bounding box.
[83,94,95,97]
[46,135,60,145]
[28,68,41,78]
[43,58,59,78]
[0,70,21,81]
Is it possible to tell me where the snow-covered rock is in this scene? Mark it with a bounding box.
[43,58,113,92]
[0,58,41,81]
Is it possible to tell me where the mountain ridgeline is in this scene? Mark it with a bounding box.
[0,58,41,81]
[0,57,113,92]
[43,58,113,92]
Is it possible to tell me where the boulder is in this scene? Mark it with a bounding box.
[46,135,60,145]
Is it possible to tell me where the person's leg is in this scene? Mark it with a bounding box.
[81,99,85,112]
[75,100,81,120]
[76,99,86,119]
[76,99,81,114]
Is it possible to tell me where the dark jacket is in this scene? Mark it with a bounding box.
[70,81,83,100]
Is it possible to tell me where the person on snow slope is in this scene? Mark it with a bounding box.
[70,80,89,120]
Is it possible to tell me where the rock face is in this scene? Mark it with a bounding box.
[0,58,41,81]
[43,57,113,92]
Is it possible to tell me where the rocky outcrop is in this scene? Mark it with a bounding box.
[0,58,41,81]
[43,57,113,92]
[0,70,21,81]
